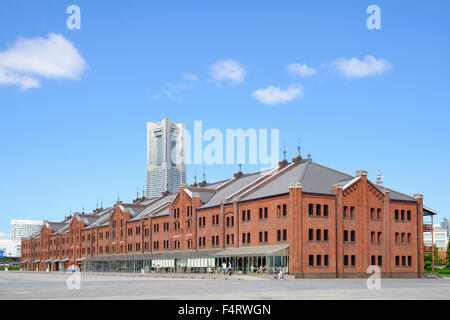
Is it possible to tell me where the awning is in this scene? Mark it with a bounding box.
[212,244,289,257]
[33,260,40,263]
[60,258,69,262]
[76,258,86,262]
[424,206,439,216]
[45,259,52,263]
[22,260,28,263]
[51,259,60,263]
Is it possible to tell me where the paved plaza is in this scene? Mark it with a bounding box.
[0,271,449,300]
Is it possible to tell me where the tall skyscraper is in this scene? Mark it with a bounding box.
[11,220,44,241]
[146,119,186,198]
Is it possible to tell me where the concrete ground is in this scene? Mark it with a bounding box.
[0,271,449,300]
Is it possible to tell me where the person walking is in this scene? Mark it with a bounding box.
[227,262,232,275]
[222,262,227,275]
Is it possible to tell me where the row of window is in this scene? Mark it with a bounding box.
[395,210,412,221]
[308,204,329,217]
[308,229,329,241]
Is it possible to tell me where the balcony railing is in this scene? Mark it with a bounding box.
[423,224,433,232]
[424,246,433,254]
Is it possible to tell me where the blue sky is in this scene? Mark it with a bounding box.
[0,1,449,235]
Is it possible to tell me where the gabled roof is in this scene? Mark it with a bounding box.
[128,193,177,221]
[241,160,352,201]
[199,170,274,209]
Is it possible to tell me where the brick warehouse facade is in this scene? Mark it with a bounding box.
[21,154,427,278]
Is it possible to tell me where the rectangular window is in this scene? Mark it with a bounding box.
[309,229,314,241]
[351,255,356,267]
[309,204,314,216]
[282,204,287,216]
[316,229,321,241]
[343,206,348,218]
[309,255,314,267]
[277,230,281,241]
[408,256,412,266]
[350,231,355,242]
[264,207,268,219]
[316,204,321,216]
[316,255,322,267]
[324,205,328,217]
[324,255,329,267]
[378,256,382,266]
[344,230,348,242]
[407,210,411,221]
[344,255,349,267]
[324,229,328,241]
[283,229,287,241]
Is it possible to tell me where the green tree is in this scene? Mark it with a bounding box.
[424,253,432,269]
[446,241,450,268]
[434,245,442,266]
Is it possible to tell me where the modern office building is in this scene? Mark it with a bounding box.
[11,220,44,241]
[441,218,449,238]
[21,153,434,278]
[0,239,21,258]
[424,225,448,251]
[146,119,186,199]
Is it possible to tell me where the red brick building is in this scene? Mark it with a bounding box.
[21,155,427,278]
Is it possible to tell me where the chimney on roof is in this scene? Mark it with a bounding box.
[356,170,367,177]
[292,139,303,163]
[279,143,289,168]
[234,163,243,178]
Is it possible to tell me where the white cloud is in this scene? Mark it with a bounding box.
[0,33,86,90]
[209,59,246,85]
[181,72,198,81]
[0,232,9,240]
[285,63,317,77]
[153,90,181,102]
[252,83,303,106]
[330,55,390,79]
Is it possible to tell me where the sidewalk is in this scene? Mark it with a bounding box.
[14,270,295,280]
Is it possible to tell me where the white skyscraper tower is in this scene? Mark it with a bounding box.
[146,119,186,198]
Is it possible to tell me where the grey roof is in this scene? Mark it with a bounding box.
[200,171,271,209]
[46,222,66,232]
[239,160,417,203]
[242,161,351,201]
[153,206,170,217]
[385,189,415,201]
[119,204,147,218]
[128,193,177,221]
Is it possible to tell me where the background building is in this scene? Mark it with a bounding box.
[0,239,21,258]
[0,220,44,258]
[424,225,448,251]
[440,218,449,239]
[146,119,186,198]
[11,219,44,241]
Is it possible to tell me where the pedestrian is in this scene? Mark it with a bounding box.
[228,262,232,275]
[279,266,285,280]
